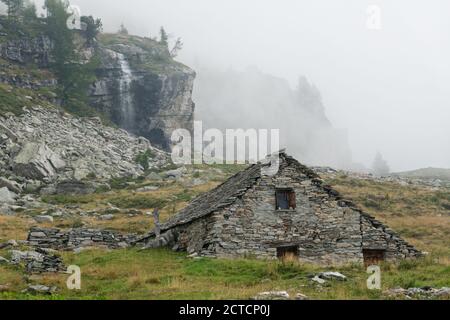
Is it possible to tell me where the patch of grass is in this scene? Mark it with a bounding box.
[109,195,167,209]
[0,248,448,300]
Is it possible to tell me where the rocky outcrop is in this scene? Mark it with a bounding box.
[90,35,196,151]
[0,35,53,67]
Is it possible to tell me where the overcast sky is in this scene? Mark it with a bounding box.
[32,0,450,171]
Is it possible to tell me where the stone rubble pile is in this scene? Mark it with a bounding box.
[27,227,137,250]
[0,106,170,213]
[384,287,450,299]
[10,248,65,273]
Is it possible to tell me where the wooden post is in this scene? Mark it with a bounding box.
[153,208,160,237]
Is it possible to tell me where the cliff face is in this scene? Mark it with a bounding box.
[90,34,196,151]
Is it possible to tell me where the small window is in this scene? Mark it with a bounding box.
[276,189,296,210]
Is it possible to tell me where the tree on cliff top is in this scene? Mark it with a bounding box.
[372,152,390,176]
[1,0,24,19]
[159,26,168,47]
[44,0,98,115]
[81,15,102,44]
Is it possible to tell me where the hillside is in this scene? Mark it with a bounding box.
[394,168,450,181]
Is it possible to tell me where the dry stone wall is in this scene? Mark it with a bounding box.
[28,227,137,250]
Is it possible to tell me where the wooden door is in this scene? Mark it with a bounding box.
[363,249,385,267]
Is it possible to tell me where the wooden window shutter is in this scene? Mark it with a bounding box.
[288,191,296,209]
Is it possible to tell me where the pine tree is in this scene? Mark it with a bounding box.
[372,152,390,176]
[118,23,128,35]
[159,26,168,47]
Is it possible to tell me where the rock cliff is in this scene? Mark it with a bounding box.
[0,20,196,151]
[90,34,196,151]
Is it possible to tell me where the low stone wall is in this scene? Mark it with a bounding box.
[28,227,137,250]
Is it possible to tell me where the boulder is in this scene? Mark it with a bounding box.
[34,215,54,223]
[0,256,9,264]
[99,214,115,221]
[252,291,290,300]
[24,285,57,295]
[136,185,159,192]
[0,177,22,193]
[319,272,347,281]
[13,143,66,180]
[0,187,17,204]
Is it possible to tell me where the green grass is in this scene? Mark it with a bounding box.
[0,248,448,300]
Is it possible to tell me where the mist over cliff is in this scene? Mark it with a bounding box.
[193,65,353,169]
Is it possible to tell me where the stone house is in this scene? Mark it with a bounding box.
[140,152,421,265]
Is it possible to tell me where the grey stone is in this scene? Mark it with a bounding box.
[0,256,9,264]
[13,142,65,180]
[34,215,54,223]
[0,187,17,204]
[0,177,22,193]
[25,285,57,295]
[319,272,347,281]
[252,291,290,300]
[312,276,326,284]
[294,293,309,300]
[136,186,159,192]
[99,214,115,221]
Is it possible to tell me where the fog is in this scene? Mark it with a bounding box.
[32,0,450,171]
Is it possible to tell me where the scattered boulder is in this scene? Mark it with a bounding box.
[319,272,347,281]
[295,293,309,300]
[34,215,54,223]
[252,291,290,300]
[13,142,65,180]
[136,185,159,192]
[99,214,115,221]
[23,284,57,295]
[0,187,17,204]
[311,276,326,284]
[0,177,22,193]
[0,239,18,250]
[164,168,186,180]
[0,256,9,264]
